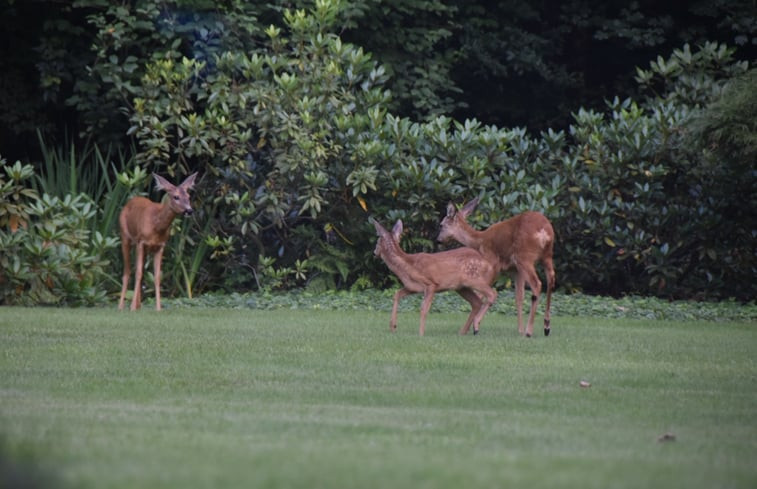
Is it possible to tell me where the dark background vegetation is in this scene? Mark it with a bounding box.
[0,0,755,305]
[3,0,756,154]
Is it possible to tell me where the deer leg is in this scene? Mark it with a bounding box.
[119,238,131,311]
[456,288,482,335]
[391,288,413,332]
[418,287,437,336]
[471,287,497,334]
[515,272,526,336]
[131,242,145,311]
[523,265,542,338]
[154,245,165,311]
[542,256,555,336]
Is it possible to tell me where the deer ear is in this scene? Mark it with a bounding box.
[446,202,457,217]
[460,197,479,217]
[180,172,198,189]
[371,217,387,236]
[392,220,403,239]
[153,174,175,192]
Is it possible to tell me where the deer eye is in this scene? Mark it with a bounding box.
[173,195,180,200]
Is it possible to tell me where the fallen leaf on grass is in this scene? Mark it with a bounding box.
[657,432,676,442]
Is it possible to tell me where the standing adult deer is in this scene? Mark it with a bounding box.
[437,198,555,337]
[371,217,497,336]
[118,172,198,311]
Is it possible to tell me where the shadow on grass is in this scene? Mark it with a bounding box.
[0,438,63,489]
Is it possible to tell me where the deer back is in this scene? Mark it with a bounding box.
[411,248,497,290]
[439,200,553,269]
[373,217,495,292]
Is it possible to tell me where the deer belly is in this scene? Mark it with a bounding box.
[140,242,166,254]
[400,278,429,293]
[127,237,164,256]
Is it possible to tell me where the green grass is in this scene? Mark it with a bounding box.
[0,302,756,489]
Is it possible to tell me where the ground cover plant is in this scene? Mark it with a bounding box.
[1,295,755,489]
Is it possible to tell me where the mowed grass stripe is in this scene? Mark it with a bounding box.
[0,306,755,489]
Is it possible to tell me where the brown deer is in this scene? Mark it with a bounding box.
[437,198,555,337]
[118,173,198,311]
[371,217,497,336]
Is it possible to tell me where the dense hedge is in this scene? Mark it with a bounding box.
[1,2,754,304]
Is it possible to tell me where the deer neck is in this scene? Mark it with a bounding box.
[380,240,417,278]
[153,201,180,235]
[454,219,487,250]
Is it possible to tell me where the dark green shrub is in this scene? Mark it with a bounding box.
[0,160,118,305]
[122,5,752,300]
[20,0,753,302]
[555,43,753,299]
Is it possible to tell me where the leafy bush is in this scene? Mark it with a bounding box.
[8,0,752,303]
[369,42,753,300]
[555,43,753,299]
[0,160,118,305]
[122,0,752,300]
[128,1,392,291]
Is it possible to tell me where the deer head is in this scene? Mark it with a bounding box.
[153,172,198,216]
[371,217,403,258]
[437,197,479,243]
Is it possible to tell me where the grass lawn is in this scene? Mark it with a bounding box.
[0,300,755,489]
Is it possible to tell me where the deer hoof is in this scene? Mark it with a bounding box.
[525,333,532,338]
[544,327,551,337]
[473,329,479,335]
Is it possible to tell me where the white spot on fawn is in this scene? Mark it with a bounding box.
[534,228,551,249]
